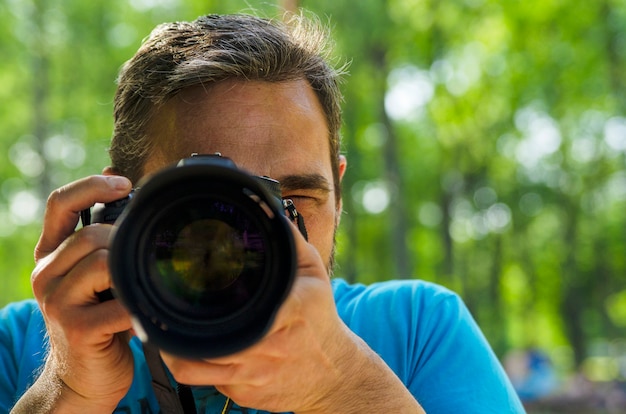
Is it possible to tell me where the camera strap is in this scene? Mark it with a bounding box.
[283,199,308,241]
[143,343,197,414]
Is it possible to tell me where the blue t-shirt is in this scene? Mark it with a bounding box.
[0,279,524,413]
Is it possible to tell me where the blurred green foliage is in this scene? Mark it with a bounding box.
[0,0,625,394]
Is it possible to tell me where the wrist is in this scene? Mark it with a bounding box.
[54,377,121,414]
[298,327,373,413]
[11,359,121,414]
[300,326,424,414]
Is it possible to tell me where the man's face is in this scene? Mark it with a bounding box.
[143,79,346,269]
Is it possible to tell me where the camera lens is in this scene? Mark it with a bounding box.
[108,156,296,358]
[147,198,265,320]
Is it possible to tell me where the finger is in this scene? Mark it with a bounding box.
[52,299,133,345]
[35,175,131,261]
[40,256,133,342]
[84,299,133,337]
[99,300,134,336]
[32,225,112,301]
[47,247,111,306]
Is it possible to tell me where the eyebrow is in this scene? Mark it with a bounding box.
[278,173,332,194]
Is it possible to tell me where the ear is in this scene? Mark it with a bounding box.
[102,166,117,176]
[338,155,347,182]
[335,155,348,225]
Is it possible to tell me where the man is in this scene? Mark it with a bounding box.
[1,13,525,413]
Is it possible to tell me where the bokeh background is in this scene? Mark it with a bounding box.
[1,0,625,412]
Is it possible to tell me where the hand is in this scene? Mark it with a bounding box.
[22,175,135,412]
[161,221,425,413]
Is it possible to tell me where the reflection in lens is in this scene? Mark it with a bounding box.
[159,219,245,295]
[148,200,267,319]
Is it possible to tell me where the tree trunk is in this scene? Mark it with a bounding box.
[559,197,587,367]
[370,46,412,279]
[32,0,51,200]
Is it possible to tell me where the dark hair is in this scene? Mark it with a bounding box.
[110,13,346,203]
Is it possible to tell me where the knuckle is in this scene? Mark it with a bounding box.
[30,267,45,300]
[39,290,65,323]
[30,256,55,301]
[76,226,107,249]
[45,185,68,211]
[92,248,110,271]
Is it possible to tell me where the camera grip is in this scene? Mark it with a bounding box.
[81,197,132,303]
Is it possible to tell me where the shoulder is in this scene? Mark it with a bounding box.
[332,278,464,327]
[332,277,458,302]
[331,278,468,382]
[331,278,482,359]
[331,279,525,413]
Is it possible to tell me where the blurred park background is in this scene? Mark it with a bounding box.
[1,0,625,412]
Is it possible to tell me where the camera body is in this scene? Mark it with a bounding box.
[84,154,300,358]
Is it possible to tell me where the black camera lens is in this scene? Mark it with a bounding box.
[102,155,297,358]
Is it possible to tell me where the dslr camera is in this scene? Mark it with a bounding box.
[82,154,305,359]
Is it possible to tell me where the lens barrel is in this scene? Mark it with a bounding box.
[106,155,296,358]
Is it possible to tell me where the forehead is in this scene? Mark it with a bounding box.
[144,79,331,180]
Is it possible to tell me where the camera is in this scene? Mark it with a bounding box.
[82,154,303,359]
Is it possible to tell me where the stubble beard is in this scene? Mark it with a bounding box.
[326,222,339,278]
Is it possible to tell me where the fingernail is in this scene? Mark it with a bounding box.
[108,176,131,190]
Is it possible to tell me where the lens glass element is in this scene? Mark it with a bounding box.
[146,198,267,320]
